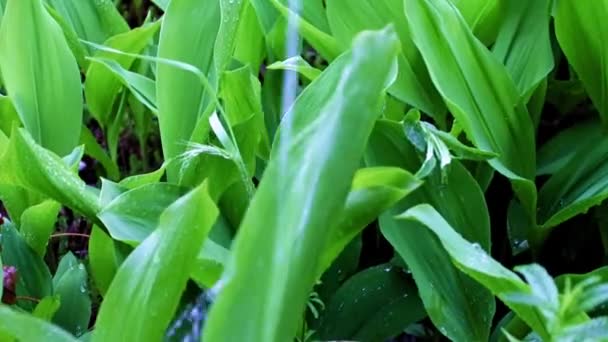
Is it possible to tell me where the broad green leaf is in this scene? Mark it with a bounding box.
[86,57,157,115]
[0,0,83,156]
[203,27,400,342]
[404,0,537,217]
[33,295,61,321]
[396,204,549,338]
[52,253,91,337]
[326,0,445,121]
[191,239,230,287]
[267,56,321,81]
[0,129,100,220]
[44,4,88,70]
[367,120,494,341]
[270,0,340,60]
[157,0,221,181]
[84,21,160,127]
[0,305,78,342]
[537,132,608,231]
[20,200,61,256]
[537,120,601,176]
[46,0,128,55]
[450,0,503,45]
[0,95,19,137]
[316,264,426,341]
[221,64,270,161]
[215,0,246,72]
[250,0,279,34]
[316,167,422,277]
[1,223,52,309]
[88,226,121,296]
[554,0,608,125]
[92,183,218,341]
[492,0,554,98]
[233,2,265,72]
[98,183,186,245]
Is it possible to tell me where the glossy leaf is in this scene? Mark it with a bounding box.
[316,167,422,277]
[554,0,608,125]
[92,183,218,341]
[0,0,83,156]
[84,21,160,127]
[98,183,186,245]
[0,305,77,342]
[537,131,608,231]
[156,0,221,181]
[20,200,61,256]
[367,120,495,341]
[203,27,400,342]
[88,226,121,297]
[450,0,503,45]
[270,0,340,60]
[0,129,100,220]
[33,295,61,321]
[46,0,128,55]
[404,0,537,218]
[492,0,554,97]
[267,56,321,81]
[396,204,549,339]
[1,223,52,308]
[326,0,445,120]
[316,264,426,341]
[52,253,91,337]
[536,120,602,176]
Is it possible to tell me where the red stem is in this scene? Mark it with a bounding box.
[50,233,91,239]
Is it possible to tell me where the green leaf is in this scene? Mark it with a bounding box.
[191,239,230,288]
[0,95,19,137]
[20,200,61,256]
[92,182,218,341]
[326,0,445,121]
[0,305,78,342]
[88,226,121,297]
[0,128,100,220]
[214,0,246,72]
[367,120,495,341]
[492,0,554,98]
[316,264,426,341]
[46,0,128,55]
[203,27,400,342]
[52,253,91,337]
[33,295,61,321]
[0,0,83,156]
[267,56,322,81]
[404,0,537,217]
[1,223,52,309]
[554,0,608,125]
[316,167,422,278]
[84,21,160,127]
[537,131,608,232]
[157,0,221,181]
[450,0,503,45]
[537,120,602,176]
[98,183,187,245]
[86,57,157,115]
[396,204,549,339]
[270,0,341,60]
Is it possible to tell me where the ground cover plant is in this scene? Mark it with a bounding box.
[1,0,608,341]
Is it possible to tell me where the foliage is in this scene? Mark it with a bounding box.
[0,0,608,341]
